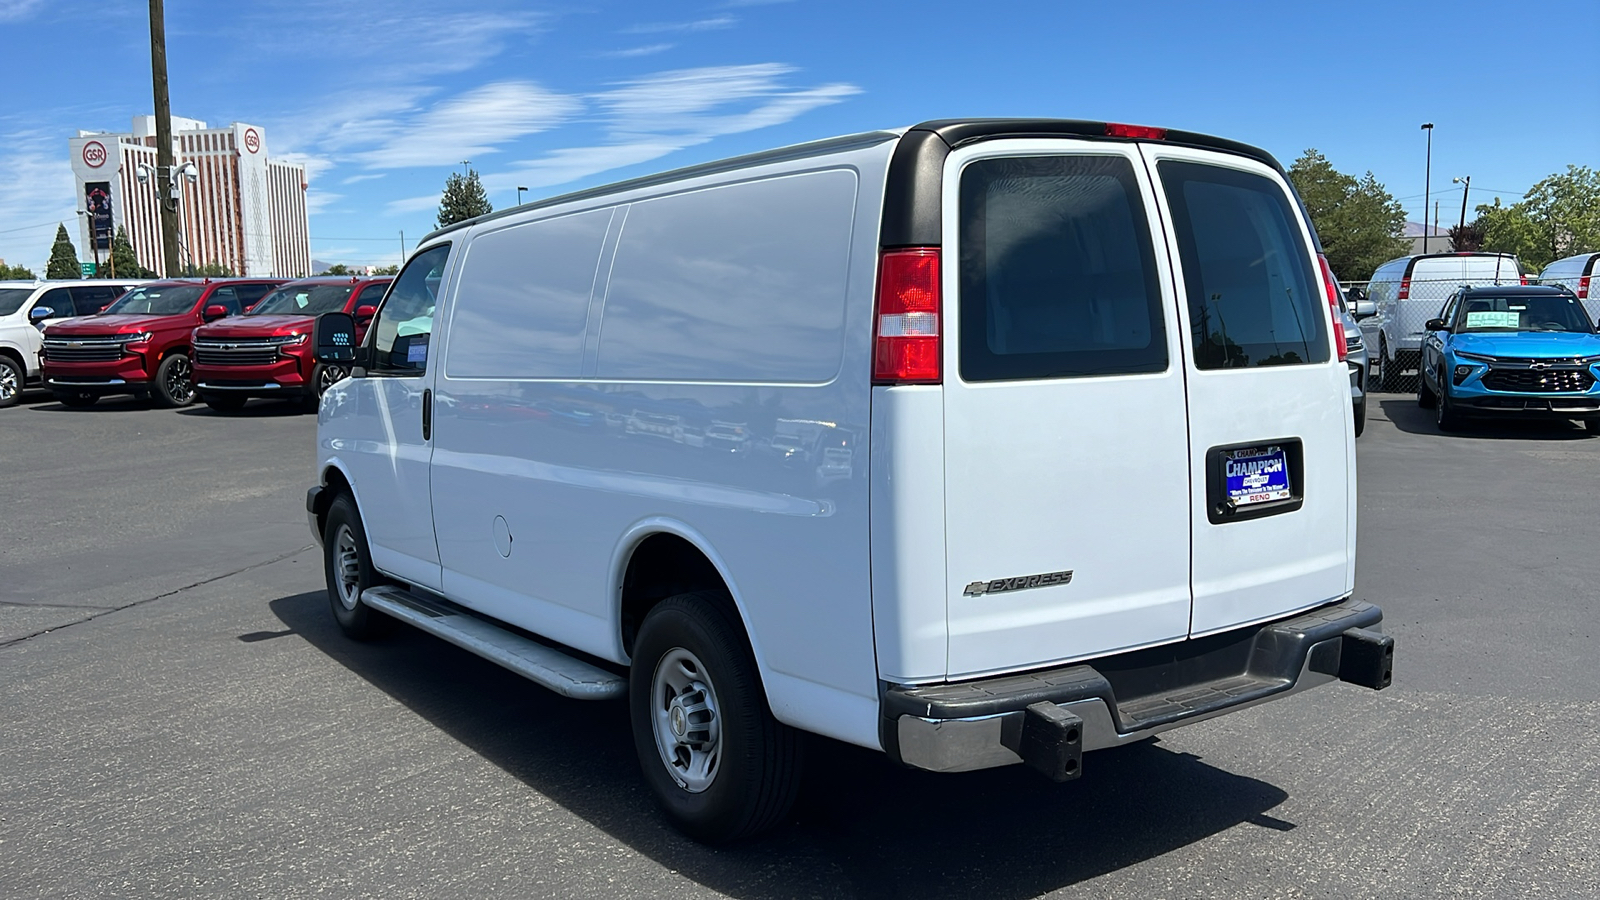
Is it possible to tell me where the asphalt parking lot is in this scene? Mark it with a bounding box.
[3,391,1598,899]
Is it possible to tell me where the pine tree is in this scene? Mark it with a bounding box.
[108,226,152,278]
[436,168,493,229]
[46,224,81,279]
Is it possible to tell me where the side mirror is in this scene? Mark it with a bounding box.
[29,306,54,321]
[354,304,377,321]
[1346,287,1368,302]
[1354,298,1377,319]
[1425,318,1448,332]
[203,304,229,321]
[315,311,358,364]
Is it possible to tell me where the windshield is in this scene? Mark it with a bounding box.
[104,285,204,316]
[248,284,354,316]
[0,288,34,316]
[1453,294,1594,334]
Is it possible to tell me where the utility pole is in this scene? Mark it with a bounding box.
[148,0,181,277]
[1453,176,1472,230]
[1420,123,1434,254]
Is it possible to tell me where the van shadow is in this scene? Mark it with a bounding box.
[1377,395,1594,441]
[272,590,1291,899]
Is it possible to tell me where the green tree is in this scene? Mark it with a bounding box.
[45,224,81,279]
[0,262,36,279]
[1447,222,1485,252]
[372,264,399,275]
[107,226,153,278]
[436,168,492,229]
[189,261,235,277]
[317,263,353,276]
[1288,150,1410,280]
[1477,165,1600,270]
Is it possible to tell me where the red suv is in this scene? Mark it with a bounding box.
[191,276,391,412]
[41,279,283,407]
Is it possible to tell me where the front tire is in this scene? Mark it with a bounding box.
[152,353,195,408]
[0,355,23,408]
[322,493,389,640]
[1435,372,1461,432]
[630,592,803,843]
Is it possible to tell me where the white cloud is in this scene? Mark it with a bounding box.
[386,194,444,215]
[305,191,342,216]
[340,173,387,185]
[0,0,43,22]
[625,16,736,34]
[599,43,675,59]
[355,81,582,169]
[0,129,78,272]
[486,64,860,195]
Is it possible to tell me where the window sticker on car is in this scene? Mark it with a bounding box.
[1466,311,1519,328]
[407,337,428,363]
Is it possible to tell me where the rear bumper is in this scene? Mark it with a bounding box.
[882,598,1390,778]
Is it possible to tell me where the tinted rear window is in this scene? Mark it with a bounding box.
[1160,161,1327,369]
[958,155,1167,381]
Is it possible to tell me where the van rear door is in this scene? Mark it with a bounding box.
[940,140,1193,677]
[1142,145,1353,636]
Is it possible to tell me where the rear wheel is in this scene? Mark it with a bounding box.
[0,355,23,408]
[1378,337,1401,391]
[54,391,97,407]
[630,592,804,843]
[203,393,248,413]
[152,353,195,408]
[1353,397,1367,437]
[1418,369,1437,409]
[322,493,389,640]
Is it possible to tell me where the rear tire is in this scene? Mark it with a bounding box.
[1418,371,1437,409]
[152,353,195,408]
[0,355,23,408]
[1379,337,1401,391]
[1353,397,1367,437]
[55,391,97,407]
[322,493,390,641]
[630,592,804,844]
[203,393,248,413]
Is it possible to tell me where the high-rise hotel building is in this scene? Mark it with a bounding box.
[69,115,311,278]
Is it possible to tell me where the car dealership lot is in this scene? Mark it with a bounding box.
[2,395,1598,898]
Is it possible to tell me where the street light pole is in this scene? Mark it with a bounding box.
[1453,176,1472,230]
[1420,123,1434,254]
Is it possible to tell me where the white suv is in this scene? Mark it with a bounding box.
[0,279,143,407]
[305,119,1393,842]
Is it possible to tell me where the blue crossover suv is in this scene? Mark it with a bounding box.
[1419,285,1600,432]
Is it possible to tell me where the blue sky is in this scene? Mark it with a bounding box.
[1,0,1595,273]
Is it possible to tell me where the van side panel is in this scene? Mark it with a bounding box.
[868,385,948,682]
[429,146,895,749]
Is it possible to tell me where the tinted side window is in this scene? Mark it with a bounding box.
[447,208,611,379]
[1160,161,1328,369]
[233,283,276,309]
[210,287,241,315]
[37,288,76,317]
[371,244,450,373]
[595,170,857,383]
[958,155,1167,381]
[70,286,119,313]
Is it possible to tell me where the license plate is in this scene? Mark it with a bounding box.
[1224,446,1292,507]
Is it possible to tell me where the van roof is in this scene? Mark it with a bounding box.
[420,118,1285,248]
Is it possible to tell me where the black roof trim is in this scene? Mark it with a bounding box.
[1459,283,1572,295]
[418,130,902,246]
[880,118,1287,247]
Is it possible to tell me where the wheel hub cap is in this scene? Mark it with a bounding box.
[651,647,722,793]
[334,525,361,610]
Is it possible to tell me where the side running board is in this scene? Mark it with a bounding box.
[360,586,627,700]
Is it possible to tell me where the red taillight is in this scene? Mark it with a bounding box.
[1398,277,1410,301]
[873,248,941,384]
[1105,123,1167,140]
[1580,275,1591,300]
[1317,254,1347,363]
[1519,274,1530,285]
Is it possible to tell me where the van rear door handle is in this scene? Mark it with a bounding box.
[422,388,432,440]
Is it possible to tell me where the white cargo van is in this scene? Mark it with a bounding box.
[1363,252,1523,391]
[306,119,1393,842]
[1538,252,1600,321]
[0,279,143,408]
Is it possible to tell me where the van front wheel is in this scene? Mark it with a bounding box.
[629,592,803,843]
[322,493,389,640]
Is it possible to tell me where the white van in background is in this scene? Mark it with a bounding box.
[1538,252,1600,321]
[305,119,1393,843]
[1363,252,1523,390]
[0,279,144,408]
